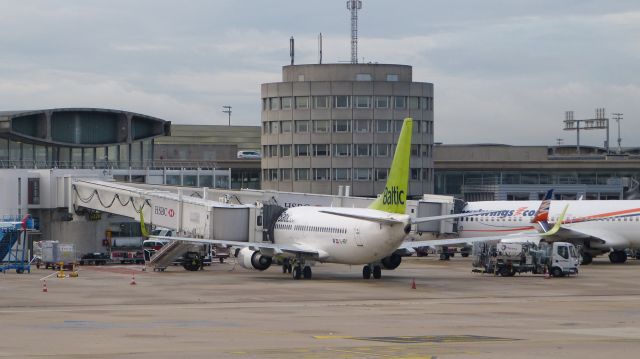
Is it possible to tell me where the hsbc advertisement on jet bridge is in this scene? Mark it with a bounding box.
[149,198,179,229]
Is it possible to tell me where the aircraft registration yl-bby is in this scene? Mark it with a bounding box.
[142,118,485,280]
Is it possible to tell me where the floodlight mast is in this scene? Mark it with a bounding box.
[347,0,362,64]
[612,113,623,154]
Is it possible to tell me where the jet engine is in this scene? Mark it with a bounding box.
[381,254,402,270]
[236,247,272,271]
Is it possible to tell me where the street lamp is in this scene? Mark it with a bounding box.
[222,106,232,126]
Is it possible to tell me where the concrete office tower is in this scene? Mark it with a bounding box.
[261,63,434,198]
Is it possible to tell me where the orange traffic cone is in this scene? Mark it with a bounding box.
[42,280,48,292]
[130,273,137,285]
[411,278,416,289]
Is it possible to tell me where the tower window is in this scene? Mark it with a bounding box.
[334,95,351,109]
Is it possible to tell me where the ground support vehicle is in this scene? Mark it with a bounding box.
[108,237,144,264]
[79,252,110,265]
[471,241,580,277]
[35,241,78,270]
[143,239,215,271]
[0,225,30,274]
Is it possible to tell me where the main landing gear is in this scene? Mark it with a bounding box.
[287,258,312,280]
[362,264,382,279]
[580,252,593,265]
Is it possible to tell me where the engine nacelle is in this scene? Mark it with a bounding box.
[381,254,402,270]
[237,247,272,271]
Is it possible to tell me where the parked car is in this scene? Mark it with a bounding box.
[237,150,261,159]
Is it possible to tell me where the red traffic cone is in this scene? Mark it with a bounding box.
[130,273,137,285]
[411,278,416,289]
[42,280,48,292]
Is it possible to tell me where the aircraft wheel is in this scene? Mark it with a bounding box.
[362,265,371,279]
[581,252,593,265]
[292,266,302,280]
[372,265,382,279]
[303,266,312,279]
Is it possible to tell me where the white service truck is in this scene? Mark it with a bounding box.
[472,241,580,277]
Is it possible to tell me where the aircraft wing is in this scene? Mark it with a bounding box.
[319,209,489,225]
[150,235,324,259]
[399,232,543,250]
[319,210,404,225]
[400,204,570,249]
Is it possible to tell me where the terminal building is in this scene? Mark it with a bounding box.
[434,144,640,201]
[260,63,435,198]
[0,108,259,249]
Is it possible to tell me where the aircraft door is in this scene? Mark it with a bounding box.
[354,227,364,246]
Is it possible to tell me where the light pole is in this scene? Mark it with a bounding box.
[612,113,623,154]
[222,106,232,126]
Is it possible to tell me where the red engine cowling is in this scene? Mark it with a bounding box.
[237,247,272,271]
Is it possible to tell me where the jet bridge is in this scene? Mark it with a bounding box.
[70,179,262,269]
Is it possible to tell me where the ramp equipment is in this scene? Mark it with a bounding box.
[0,215,33,274]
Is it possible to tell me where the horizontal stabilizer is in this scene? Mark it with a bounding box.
[410,211,490,224]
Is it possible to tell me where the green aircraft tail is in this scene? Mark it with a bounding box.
[368,118,412,214]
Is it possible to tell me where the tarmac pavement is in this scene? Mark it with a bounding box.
[1,256,640,358]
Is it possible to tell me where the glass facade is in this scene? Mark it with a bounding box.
[435,170,640,197]
[0,138,155,169]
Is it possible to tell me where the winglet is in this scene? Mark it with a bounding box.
[368,118,412,214]
[139,210,150,238]
[540,204,568,237]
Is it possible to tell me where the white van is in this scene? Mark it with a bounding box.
[237,150,261,159]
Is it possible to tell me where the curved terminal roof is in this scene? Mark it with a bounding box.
[0,108,170,147]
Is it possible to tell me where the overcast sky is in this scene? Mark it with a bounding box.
[1,0,638,146]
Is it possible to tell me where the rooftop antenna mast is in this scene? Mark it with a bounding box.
[346,0,362,64]
[290,36,295,65]
[318,33,323,64]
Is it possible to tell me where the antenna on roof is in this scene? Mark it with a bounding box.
[290,36,295,65]
[346,0,362,64]
[318,33,323,64]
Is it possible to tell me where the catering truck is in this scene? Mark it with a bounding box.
[471,241,580,277]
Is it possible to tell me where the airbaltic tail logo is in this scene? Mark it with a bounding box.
[382,186,405,205]
[367,117,412,214]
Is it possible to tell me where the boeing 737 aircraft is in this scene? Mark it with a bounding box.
[458,197,640,264]
[144,118,480,279]
[406,190,640,264]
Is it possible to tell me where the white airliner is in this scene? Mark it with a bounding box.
[144,118,480,280]
[411,190,640,264]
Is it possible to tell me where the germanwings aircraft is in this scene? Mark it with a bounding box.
[412,189,640,264]
[144,118,480,280]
